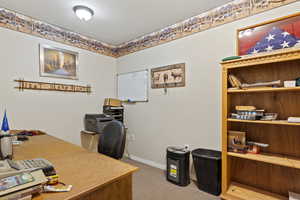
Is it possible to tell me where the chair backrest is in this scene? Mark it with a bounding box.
[98,120,126,159]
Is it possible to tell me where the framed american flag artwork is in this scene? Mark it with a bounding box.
[237,12,300,56]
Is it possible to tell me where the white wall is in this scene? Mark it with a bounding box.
[0,28,116,145]
[117,2,300,167]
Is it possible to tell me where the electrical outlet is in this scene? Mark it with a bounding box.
[127,134,136,141]
[131,134,135,141]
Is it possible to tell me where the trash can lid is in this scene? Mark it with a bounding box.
[192,149,221,160]
[167,146,190,154]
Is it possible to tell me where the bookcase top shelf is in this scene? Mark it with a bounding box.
[221,48,300,69]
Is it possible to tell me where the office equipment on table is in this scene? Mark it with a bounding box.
[0,158,56,178]
[84,114,113,133]
[103,106,124,123]
[0,169,47,198]
[104,98,122,107]
[98,120,126,159]
[166,146,190,187]
[117,70,148,102]
[80,131,100,152]
[14,134,137,200]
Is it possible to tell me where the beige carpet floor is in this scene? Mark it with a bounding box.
[124,159,220,200]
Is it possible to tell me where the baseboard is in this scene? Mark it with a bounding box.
[127,155,166,170]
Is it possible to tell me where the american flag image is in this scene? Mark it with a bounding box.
[238,15,300,56]
[247,27,300,54]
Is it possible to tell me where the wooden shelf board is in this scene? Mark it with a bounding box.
[228,152,300,169]
[227,118,300,126]
[221,193,244,200]
[228,87,300,93]
[223,182,288,200]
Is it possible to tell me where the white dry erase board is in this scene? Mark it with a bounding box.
[117,70,148,102]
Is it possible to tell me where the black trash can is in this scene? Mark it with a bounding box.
[166,146,190,186]
[192,149,221,196]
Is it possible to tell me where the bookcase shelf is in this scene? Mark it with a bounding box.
[222,182,288,200]
[228,86,300,93]
[221,49,300,200]
[227,118,300,126]
[228,152,300,170]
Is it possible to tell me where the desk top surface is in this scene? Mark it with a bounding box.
[13,135,138,200]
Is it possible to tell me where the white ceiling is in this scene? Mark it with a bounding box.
[0,0,233,46]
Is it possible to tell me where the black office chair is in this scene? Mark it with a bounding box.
[98,120,126,159]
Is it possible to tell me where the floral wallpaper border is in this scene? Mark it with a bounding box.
[0,0,298,58]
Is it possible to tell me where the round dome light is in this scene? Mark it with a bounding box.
[73,6,94,21]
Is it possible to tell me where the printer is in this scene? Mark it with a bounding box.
[84,114,114,133]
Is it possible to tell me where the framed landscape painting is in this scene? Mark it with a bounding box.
[39,44,79,80]
[237,12,300,56]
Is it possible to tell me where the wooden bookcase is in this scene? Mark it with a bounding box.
[221,48,300,200]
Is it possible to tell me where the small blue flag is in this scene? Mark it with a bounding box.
[1,110,10,132]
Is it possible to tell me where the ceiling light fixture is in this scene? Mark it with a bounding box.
[73,5,94,21]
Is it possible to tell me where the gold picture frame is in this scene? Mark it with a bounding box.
[39,44,79,80]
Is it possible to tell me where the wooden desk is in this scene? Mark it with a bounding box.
[13,135,138,200]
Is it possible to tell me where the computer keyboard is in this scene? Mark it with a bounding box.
[7,158,56,176]
[18,159,50,169]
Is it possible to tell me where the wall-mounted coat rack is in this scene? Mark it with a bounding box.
[14,79,92,94]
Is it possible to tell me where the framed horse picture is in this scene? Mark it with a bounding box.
[151,63,185,89]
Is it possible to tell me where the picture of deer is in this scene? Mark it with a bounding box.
[171,70,183,81]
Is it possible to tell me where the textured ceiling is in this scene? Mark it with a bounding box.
[0,0,233,45]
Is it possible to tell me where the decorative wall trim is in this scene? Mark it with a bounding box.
[0,8,118,57]
[14,79,92,94]
[0,0,298,58]
[116,0,298,57]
